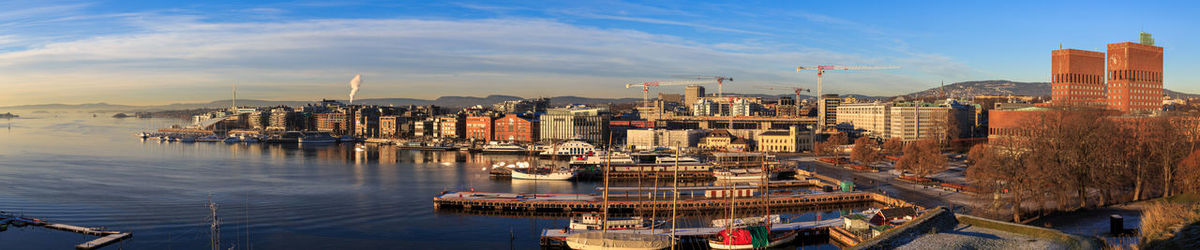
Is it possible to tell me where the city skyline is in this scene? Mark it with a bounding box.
[3,0,1199,106]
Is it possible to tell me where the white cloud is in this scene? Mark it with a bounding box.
[0,14,971,105]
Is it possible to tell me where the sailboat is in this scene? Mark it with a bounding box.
[708,154,797,249]
[564,134,673,250]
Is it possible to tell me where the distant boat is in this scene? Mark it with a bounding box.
[713,168,775,182]
[481,142,528,154]
[196,135,223,142]
[240,135,260,143]
[223,136,241,143]
[509,167,575,181]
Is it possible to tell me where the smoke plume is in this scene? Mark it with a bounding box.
[348,74,362,104]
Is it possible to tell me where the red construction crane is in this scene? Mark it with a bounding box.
[796,65,899,128]
[795,65,899,99]
[625,79,717,107]
[757,86,812,102]
[676,75,733,97]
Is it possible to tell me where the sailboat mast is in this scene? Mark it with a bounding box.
[763,154,770,227]
[601,132,613,235]
[726,156,735,234]
[670,144,679,249]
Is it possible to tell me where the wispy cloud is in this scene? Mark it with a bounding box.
[0,3,980,105]
[565,11,771,36]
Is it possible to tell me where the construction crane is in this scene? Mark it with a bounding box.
[625,79,717,107]
[676,75,733,97]
[796,65,899,128]
[757,86,812,102]
[795,65,899,100]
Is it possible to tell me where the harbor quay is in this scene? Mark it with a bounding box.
[432,191,915,215]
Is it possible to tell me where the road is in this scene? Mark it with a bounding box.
[788,156,976,213]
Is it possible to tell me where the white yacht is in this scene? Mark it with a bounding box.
[509,167,576,180]
[569,213,656,230]
[481,142,527,154]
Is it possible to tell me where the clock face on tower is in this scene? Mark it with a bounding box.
[1110,54,1123,68]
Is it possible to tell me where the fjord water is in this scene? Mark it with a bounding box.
[0,113,842,249]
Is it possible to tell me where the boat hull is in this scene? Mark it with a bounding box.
[510,169,575,180]
[707,230,797,249]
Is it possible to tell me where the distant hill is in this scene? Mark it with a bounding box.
[0,95,644,111]
[904,80,1050,99]
[9,81,1195,111]
[904,80,1199,99]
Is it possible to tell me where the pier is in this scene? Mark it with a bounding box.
[433,191,913,215]
[539,218,840,247]
[1,213,132,249]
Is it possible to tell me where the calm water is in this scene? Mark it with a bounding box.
[0,112,844,249]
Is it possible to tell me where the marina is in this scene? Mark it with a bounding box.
[432,191,911,215]
[1,213,132,250]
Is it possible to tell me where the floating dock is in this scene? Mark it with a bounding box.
[539,218,840,247]
[433,191,910,215]
[1,213,132,249]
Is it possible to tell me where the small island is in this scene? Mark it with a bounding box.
[0,112,17,118]
[112,113,130,118]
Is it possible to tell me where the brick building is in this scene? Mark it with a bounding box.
[465,115,497,141]
[493,114,538,142]
[316,112,352,136]
[1107,39,1164,113]
[1051,49,1106,106]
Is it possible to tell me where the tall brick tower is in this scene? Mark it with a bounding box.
[1051,49,1106,106]
[1107,33,1164,113]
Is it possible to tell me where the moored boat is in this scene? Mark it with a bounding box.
[707,227,797,249]
[569,213,656,230]
[481,142,529,154]
[509,167,576,180]
[564,231,673,250]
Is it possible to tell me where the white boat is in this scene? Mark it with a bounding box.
[481,142,528,153]
[177,137,196,143]
[223,136,241,143]
[491,161,532,169]
[707,229,797,249]
[196,135,223,142]
[509,167,575,180]
[712,168,775,181]
[564,231,672,250]
[569,213,656,231]
[240,136,260,143]
[654,156,701,164]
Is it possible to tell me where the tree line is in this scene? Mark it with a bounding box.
[966,108,1200,222]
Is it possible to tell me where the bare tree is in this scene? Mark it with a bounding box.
[896,139,946,177]
[850,137,881,164]
[882,137,904,155]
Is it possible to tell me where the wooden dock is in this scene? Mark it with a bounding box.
[1,213,132,249]
[539,218,840,247]
[433,191,907,215]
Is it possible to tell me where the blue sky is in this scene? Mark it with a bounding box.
[2,0,1197,106]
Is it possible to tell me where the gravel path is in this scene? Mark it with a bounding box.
[895,224,1068,250]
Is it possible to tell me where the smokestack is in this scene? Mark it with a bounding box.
[349,74,362,104]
